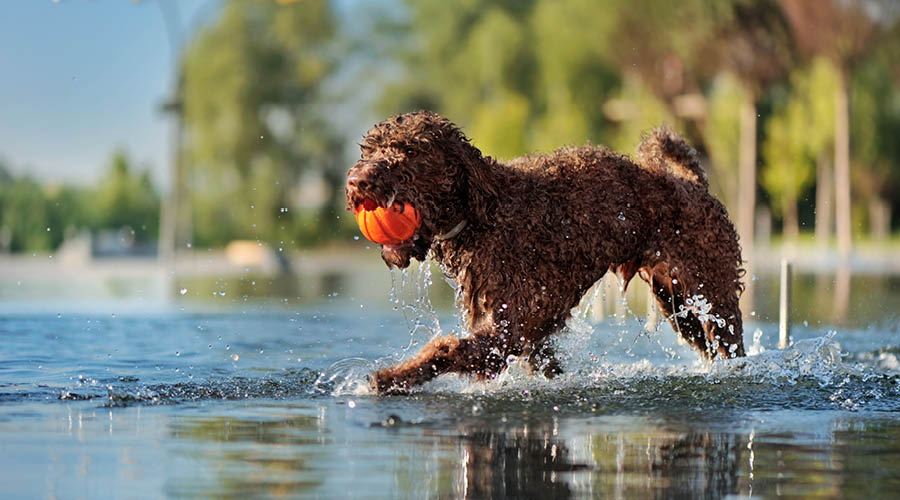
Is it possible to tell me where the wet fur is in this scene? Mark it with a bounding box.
[346,111,745,394]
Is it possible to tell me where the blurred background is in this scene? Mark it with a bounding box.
[1,0,899,326]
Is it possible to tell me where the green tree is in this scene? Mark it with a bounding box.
[0,176,52,252]
[0,158,94,252]
[761,94,812,240]
[380,0,622,158]
[761,59,838,241]
[707,0,794,251]
[849,55,900,238]
[529,0,619,151]
[781,0,880,256]
[183,0,341,249]
[703,73,743,209]
[380,1,539,156]
[93,151,160,241]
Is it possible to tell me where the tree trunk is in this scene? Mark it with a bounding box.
[159,72,190,266]
[815,151,833,247]
[834,69,852,259]
[737,90,757,318]
[869,197,890,240]
[737,91,757,252]
[783,193,799,242]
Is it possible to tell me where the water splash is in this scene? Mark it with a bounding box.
[312,260,452,397]
[399,323,900,411]
[388,260,445,352]
[326,259,896,409]
[315,357,375,396]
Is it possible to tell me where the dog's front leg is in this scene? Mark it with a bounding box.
[370,334,509,394]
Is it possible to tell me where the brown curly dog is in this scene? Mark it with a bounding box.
[346,111,745,394]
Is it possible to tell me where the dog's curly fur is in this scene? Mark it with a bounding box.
[347,111,745,394]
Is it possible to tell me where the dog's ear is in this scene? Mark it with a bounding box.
[463,154,500,226]
[441,127,500,226]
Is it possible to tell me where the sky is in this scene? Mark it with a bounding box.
[0,0,218,188]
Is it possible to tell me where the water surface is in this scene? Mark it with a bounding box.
[2,264,900,498]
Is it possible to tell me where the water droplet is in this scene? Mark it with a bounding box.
[175,351,180,356]
[617,212,625,221]
[672,279,678,285]
[347,400,356,408]
[225,344,230,350]
[46,227,51,232]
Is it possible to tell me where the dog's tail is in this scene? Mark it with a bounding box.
[635,127,708,190]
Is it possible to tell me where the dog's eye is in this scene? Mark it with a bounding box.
[405,147,417,158]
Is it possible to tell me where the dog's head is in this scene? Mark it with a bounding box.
[347,111,485,268]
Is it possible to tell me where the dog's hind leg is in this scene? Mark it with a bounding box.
[635,127,745,358]
[644,264,711,355]
[642,259,744,359]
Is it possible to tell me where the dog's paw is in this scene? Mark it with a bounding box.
[370,370,411,395]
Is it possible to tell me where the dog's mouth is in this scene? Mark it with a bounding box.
[355,196,396,213]
[351,195,431,269]
[354,197,425,244]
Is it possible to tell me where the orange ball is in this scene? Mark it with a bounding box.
[355,201,421,245]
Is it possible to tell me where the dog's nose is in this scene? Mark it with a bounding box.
[347,171,371,191]
[347,161,383,190]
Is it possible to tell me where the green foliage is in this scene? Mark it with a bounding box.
[704,73,744,206]
[4,0,900,252]
[607,74,677,155]
[93,151,160,241]
[761,58,837,217]
[374,0,900,238]
[0,175,54,251]
[851,58,900,184]
[183,0,342,248]
[381,0,620,158]
[0,151,158,253]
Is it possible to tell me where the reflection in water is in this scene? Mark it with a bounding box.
[753,270,900,327]
[834,263,851,324]
[448,424,741,499]
[168,410,327,498]
[82,402,900,499]
[457,425,585,499]
[166,411,747,498]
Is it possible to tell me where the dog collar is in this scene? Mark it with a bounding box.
[435,219,468,241]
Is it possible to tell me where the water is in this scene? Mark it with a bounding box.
[2,267,900,498]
